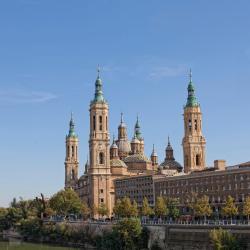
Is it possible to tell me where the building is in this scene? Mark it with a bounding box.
[64,69,165,217]
[64,68,249,217]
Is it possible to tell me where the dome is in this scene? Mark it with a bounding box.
[117,139,131,153]
[124,154,151,164]
[111,141,118,149]
[159,159,183,172]
[110,159,127,168]
[131,136,140,144]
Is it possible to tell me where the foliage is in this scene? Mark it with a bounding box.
[95,218,146,250]
[193,195,212,221]
[81,202,90,219]
[113,197,137,218]
[210,228,241,250]
[141,197,153,217]
[113,199,122,218]
[167,198,180,219]
[114,218,142,250]
[0,207,9,231]
[222,196,238,220]
[154,196,168,218]
[243,196,250,221]
[130,200,138,217]
[19,217,42,240]
[49,188,82,215]
[98,203,109,217]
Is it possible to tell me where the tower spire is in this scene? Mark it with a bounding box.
[68,113,77,137]
[93,66,105,103]
[134,115,142,139]
[186,69,198,107]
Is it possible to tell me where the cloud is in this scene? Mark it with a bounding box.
[149,65,187,79]
[0,89,57,104]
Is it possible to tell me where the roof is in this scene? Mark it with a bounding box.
[124,154,151,163]
[110,159,127,168]
[159,159,183,172]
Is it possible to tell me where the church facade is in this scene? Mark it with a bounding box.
[64,69,207,217]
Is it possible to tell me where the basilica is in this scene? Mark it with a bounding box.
[64,69,207,217]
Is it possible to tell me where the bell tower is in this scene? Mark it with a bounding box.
[88,69,111,217]
[65,113,79,189]
[182,70,206,173]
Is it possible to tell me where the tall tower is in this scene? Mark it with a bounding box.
[88,69,111,217]
[116,113,131,159]
[151,144,158,168]
[182,70,206,173]
[65,113,79,189]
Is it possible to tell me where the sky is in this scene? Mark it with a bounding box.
[0,0,250,207]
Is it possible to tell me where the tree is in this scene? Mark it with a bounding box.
[243,196,250,222]
[81,202,90,219]
[141,197,153,217]
[49,188,82,215]
[121,197,133,218]
[114,218,142,249]
[193,195,212,223]
[113,199,122,218]
[210,228,241,250]
[154,196,168,218]
[0,208,9,231]
[167,198,180,220]
[222,196,238,223]
[130,200,138,217]
[98,203,109,218]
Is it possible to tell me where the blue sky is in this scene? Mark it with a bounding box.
[0,0,250,207]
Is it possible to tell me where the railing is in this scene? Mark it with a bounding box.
[44,217,250,226]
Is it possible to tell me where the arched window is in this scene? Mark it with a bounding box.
[67,146,70,157]
[196,154,201,166]
[71,169,75,180]
[99,116,103,131]
[93,115,96,131]
[188,119,192,132]
[72,146,74,157]
[99,152,104,164]
[194,119,198,131]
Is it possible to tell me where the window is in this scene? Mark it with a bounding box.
[106,116,108,131]
[100,189,104,194]
[196,154,201,166]
[67,146,70,157]
[194,119,198,131]
[100,198,104,203]
[99,152,104,164]
[71,169,75,180]
[93,115,96,131]
[72,146,74,157]
[99,116,103,130]
[188,119,192,132]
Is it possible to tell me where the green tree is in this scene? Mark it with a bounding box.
[141,197,153,217]
[154,196,168,218]
[210,228,241,250]
[222,196,238,223]
[193,195,212,223]
[81,202,90,219]
[130,200,138,217]
[167,198,180,220]
[49,188,82,215]
[0,208,9,231]
[98,203,109,218]
[114,218,142,250]
[113,199,122,218]
[243,196,250,222]
[119,197,133,218]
